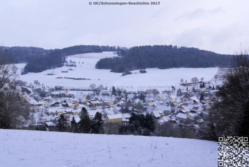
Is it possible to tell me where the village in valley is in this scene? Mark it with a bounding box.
[1,1,247,166]
[17,69,224,135]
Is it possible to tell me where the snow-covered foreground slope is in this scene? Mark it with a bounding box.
[17,52,219,90]
[0,129,217,167]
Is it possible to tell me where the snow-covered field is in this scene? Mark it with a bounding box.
[16,52,219,90]
[0,129,217,167]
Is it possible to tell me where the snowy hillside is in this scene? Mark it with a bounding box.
[0,130,217,167]
[16,52,219,90]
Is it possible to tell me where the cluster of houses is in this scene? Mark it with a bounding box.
[17,77,219,131]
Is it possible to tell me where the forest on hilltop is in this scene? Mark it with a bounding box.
[0,45,117,73]
[0,45,234,74]
[96,45,233,72]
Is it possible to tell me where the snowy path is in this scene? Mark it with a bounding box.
[0,130,217,167]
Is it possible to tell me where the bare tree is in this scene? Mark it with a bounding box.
[0,53,17,90]
[191,77,199,84]
[0,52,31,128]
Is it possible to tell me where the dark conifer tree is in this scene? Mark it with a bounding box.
[56,114,67,131]
[71,117,78,132]
[91,112,103,133]
[200,93,204,101]
[208,55,249,138]
[78,107,91,133]
[129,113,140,133]
[128,113,155,135]
[144,114,155,132]
[111,86,116,96]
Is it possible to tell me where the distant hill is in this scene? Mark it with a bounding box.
[96,45,233,72]
[23,45,117,73]
[0,46,49,63]
[0,45,234,74]
[0,45,117,73]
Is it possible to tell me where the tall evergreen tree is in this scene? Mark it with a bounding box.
[78,107,91,133]
[91,112,103,133]
[144,114,155,132]
[111,86,116,96]
[129,113,141,133]
[56,114,67,131]
[71,116,78,132]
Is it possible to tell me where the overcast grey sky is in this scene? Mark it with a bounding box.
[0,0,248,54]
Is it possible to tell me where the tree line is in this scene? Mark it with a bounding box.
[0,46,49,63]
[23,45,117,73]
[0,45,117,73]
[54,107,156,136]
[96,45,233,72]
[119,113,155,136]
[56,107,104,133]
